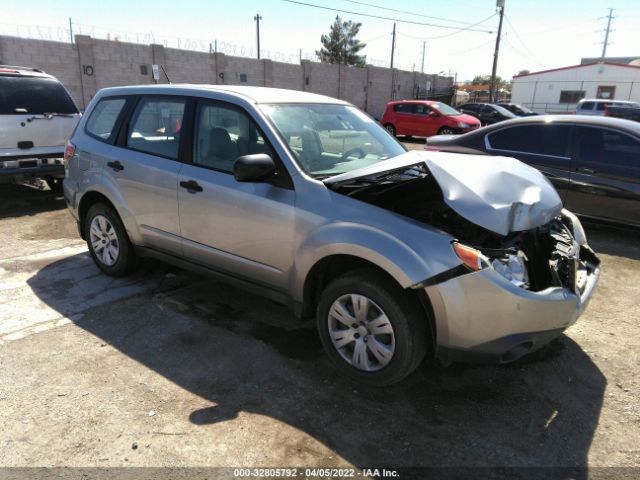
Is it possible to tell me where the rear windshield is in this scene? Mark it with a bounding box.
[0,75,78,115]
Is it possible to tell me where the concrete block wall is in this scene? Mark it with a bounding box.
[0,34,452,118]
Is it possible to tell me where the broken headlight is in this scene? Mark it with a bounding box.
[491,251,529,288]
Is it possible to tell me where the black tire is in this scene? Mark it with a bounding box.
[438,127,456,135]
[384,123,396,137]
[84,203,137,277]
[45,177,63,194]
[316,269,429,386]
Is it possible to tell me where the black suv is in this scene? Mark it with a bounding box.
[458,103,517,125]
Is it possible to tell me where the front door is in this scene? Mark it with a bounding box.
[178,99,296,291]
[412,103,440,137]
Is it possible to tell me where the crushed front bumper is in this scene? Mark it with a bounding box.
[424,250,600,364]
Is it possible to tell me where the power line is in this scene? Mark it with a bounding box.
[503,14,546,66]
[341,0,494,27]
[280,0,494,33]
[395,13,496,40]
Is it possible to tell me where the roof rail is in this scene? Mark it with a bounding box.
[0,65,44,73]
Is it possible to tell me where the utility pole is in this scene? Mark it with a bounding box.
[489,0,505,103]
[390,23,396,100]
[254,14,262,59]
[390,23,396,69]
[68,17,73,44]
[601,8,614,59]
[421,41,426,73]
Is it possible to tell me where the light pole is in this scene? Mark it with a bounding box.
[254,14,262,59]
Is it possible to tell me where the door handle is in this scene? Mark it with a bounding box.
[107,160,124,172]
[180,180,203,193]
[576,167,596,175]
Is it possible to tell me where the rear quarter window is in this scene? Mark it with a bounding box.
[85,98,127,143]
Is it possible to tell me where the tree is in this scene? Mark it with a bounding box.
[316,16,367,67]
[517,69,530,76]
[471,74,503,85]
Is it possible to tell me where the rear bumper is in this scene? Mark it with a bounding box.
[0,156,65,181]
[425,254,600,364]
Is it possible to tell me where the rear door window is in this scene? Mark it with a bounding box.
[579,102,595,111]
[126,97,186,160]
[413,104,430,115]
[575,126,640,168]
[0,75,78,114]
[393,103,412,113]
[487,124,572,157]
[85,98,127,143]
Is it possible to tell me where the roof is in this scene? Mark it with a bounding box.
[467,114,640,135]
[513,61,640,79]
[0,65,52,78]
[97,84,349,105]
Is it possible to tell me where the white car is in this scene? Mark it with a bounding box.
[0,65,80,191]
[575,98,640,116]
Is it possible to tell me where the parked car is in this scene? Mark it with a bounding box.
[605,103,640,122]
[426,115,640,228]
[575,99,640,116]
[380,100,480,138]
[458,102,517,125]
[64,85,600,385]
[0,65,80,191]
[496,103,538,116]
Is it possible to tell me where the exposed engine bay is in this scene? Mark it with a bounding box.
[328,163,600,293]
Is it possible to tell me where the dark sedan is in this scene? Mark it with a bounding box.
[497,103,539,116]
[426,115,640,228]
[458,103,517,125]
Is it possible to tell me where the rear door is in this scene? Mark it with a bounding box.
[105,95,187,254]
[392,103,415,136]
[566,126,640,226]
[177,99,296,290]
[485,123,574,201]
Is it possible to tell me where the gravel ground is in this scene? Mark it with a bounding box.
[0,178,638,478]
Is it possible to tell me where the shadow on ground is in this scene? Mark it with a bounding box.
[0,183,65,218]
[27,250,606,473]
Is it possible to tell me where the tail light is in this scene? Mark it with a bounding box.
[424,145,441,151]
[452,242,489,271]
[64,141,76,168]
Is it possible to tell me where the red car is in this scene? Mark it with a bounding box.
[380,100,481,138]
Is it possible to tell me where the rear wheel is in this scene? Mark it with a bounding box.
[316,270,428,386]
[85,203,137,276]
[384,124,396,137]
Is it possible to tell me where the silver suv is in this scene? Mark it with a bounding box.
[0,65,80,190]
[64,85,600,385]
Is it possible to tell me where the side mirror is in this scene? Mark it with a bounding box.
[233,154,277,183]
[428,110,439,117]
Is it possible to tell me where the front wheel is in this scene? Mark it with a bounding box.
[438,127,456,135]
[85,203,137,277]
[316,270,428,386]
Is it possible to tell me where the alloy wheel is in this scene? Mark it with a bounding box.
[327,293,396,372]
[89,214,119,266]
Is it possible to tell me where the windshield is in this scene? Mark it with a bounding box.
[493,104,517,117]
[431,102,461,116]
[261,103,406,177]
[0,76,78,115]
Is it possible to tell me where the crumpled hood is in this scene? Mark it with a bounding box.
[324,150,563,236]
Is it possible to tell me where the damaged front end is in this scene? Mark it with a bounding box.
[325,152,600,361]
[325,152,599,296]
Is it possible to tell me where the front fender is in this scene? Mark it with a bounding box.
[291,221,458,302]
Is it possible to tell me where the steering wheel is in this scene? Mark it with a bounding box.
[341,147,366,162]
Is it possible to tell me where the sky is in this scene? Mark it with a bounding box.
[2,0,640,81]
